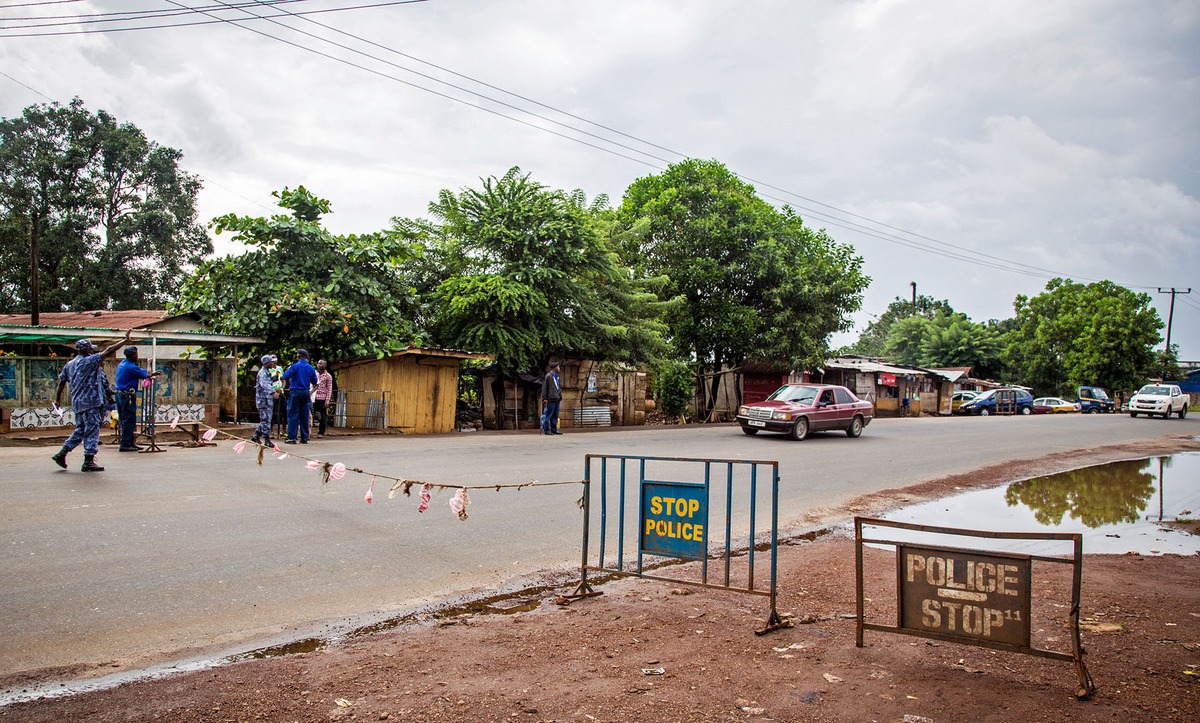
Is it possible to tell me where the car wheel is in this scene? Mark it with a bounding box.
[846,416,863,438]
[1129,412,1137,418]
[979,408,990,417]
[741,426,759,435]
[788,417,809,441]
[1087,408,1098,414]
[1020,406,1032,415]
[1181,407,1188,419]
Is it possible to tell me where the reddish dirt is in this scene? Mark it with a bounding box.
[2,438,1198,722]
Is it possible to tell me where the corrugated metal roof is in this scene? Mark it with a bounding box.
[0,310,180,329]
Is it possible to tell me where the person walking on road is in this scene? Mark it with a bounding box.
[282,349,318,444]
[115,345,162,452]
[52,332,130,472]
[251,355,280,447]
[314,359,333,438]
[541,360,563,435]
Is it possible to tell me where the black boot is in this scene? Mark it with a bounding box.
[81,455,105,472]
[250,433,261,445]
[51,447,69,469]
[263,435,273,448]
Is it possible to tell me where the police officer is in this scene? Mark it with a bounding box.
[115,345,162,452]
[52,331,131,472]
[251,354,280,447]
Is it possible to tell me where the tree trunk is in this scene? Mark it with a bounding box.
[30,209,40,325]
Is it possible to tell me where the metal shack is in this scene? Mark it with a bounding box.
[330,347,491,434]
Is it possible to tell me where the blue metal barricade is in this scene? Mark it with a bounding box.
[570,453,788,634]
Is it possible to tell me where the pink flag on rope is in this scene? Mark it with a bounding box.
[170,415,180,430]
[449,488,470,520]
[364,478,375,504]
[141,378,152,389]
[306,460,323,470]
[417,483,432,513]
[233,440,247,454]
[329,462,347,480]
[201,428,217,442]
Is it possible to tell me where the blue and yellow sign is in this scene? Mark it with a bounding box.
[640,481,707,560]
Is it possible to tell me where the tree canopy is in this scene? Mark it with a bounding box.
[170,186,419,359]
[850,294,954,358]
[884,309,1006,377]
[617,158,869,412]
[0,98,210,312]
[402,167,667,376]
[1006,278,1162,395]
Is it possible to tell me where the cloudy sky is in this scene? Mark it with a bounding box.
[3,0,1198,359]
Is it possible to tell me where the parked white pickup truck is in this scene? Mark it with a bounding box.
[1128,383,1189,419]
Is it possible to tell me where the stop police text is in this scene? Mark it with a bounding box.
[645,495,704,542]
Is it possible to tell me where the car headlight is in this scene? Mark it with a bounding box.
[738,406,749,416]
[772,411,792,421]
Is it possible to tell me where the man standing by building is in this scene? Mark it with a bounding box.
[114,345,162,452]
[314,359,333,438]
[251,354,279,447]
[52,332,130,472]
[541,360,563,435]
[282,349,318,444]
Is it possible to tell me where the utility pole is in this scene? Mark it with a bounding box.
[910,281,917,316]
[1157,288,1192,354]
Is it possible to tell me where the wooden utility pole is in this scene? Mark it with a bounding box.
[910,281,917,315]
[1157,287,1192,353]
[30,210,41,326]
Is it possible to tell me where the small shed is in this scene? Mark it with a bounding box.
[331,347,491,434]
[480,359,647,430]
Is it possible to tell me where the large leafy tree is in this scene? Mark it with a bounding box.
[617,158,869,415]
[402,167,666,376]
[170,186,419,359]
[850,294,954,357]
[0,98,210,312]
[885,310,1006,377]
[1006,278,1162,395]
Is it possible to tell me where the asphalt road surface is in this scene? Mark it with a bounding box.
[1,413,1194,682]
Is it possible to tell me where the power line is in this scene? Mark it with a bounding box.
[0,0,427,36]
[0,69,53,100]
[228,0,1132,287]
[0,0,307,26]
[0,0,81,8]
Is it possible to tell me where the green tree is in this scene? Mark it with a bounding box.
[405,167,666,376]
[851,295,954,357]
[884,310,1005,375]
[1006,278,1162,395]
[653,358,695,422]
[617,158,869,416]
[170,186,419,359]
[0,98,210,312]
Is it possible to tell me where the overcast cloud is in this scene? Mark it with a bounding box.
[3,0,1198,358]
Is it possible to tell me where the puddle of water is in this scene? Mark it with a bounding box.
[877,453,1200,557]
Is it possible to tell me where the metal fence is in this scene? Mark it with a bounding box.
[571,453,787,634]
[332,389,387,429]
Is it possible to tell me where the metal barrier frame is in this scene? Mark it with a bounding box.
[855,517,1095,699]
[570,454,788,634]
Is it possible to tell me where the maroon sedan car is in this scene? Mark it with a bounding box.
[737,384,874,440]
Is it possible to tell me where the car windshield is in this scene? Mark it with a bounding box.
[1092,389,1110,400]
[1139,386,1170,395]
[769,385,820,404]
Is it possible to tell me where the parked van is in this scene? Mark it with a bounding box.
[1076,386,1115,414]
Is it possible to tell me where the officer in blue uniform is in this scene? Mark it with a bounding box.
[281,348,319,444]
[52,332,131,472]
[115,345,162,451]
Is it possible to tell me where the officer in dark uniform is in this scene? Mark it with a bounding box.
[52,332,130,472]
[115,345,162,451]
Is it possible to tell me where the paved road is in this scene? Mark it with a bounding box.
[1,413,1194,680]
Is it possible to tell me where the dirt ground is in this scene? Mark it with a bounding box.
[2,437,1198,722]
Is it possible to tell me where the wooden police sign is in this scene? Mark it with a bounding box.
[640,481,707,560]
[899,545,1031,647]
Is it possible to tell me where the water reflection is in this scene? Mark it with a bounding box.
[879,452,1200,556]
[1004,459,1156,527]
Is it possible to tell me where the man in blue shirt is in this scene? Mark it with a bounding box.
[52,332,130,472]
[114,346,162,452]
[540,361,563,435]
[281,348,319,444]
